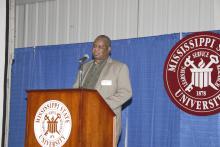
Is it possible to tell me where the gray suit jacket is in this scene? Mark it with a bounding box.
[74,57,132,142]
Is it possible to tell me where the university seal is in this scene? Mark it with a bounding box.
[164,32,220,115]
[34,100,72,146]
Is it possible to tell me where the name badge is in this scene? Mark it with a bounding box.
[101,80,112,86]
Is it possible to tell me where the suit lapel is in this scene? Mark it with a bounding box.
[95,57,112,90]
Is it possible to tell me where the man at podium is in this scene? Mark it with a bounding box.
[74,35,132,143]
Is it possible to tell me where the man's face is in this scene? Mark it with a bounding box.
[92,39,110,61]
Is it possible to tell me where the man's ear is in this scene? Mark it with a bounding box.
[108,47,111,53]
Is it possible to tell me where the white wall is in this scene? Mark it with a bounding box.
[0,0,6,145]
[15,0,220,48]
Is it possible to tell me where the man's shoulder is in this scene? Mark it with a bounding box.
[110,58,126,66]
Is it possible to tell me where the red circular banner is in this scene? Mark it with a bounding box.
[164,32,220,115]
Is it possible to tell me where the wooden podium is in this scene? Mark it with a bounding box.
[25,89,116,147]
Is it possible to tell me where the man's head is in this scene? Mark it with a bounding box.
[92,35,111,62]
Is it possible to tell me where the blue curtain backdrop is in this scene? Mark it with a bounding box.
[9,32,220,147]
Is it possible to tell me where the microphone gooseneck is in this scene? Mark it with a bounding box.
[78,54,89,88]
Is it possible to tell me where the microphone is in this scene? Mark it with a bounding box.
[78,54,89,63]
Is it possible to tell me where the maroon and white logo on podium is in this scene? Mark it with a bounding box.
[164,32,220,115]
[34,100,72,146]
